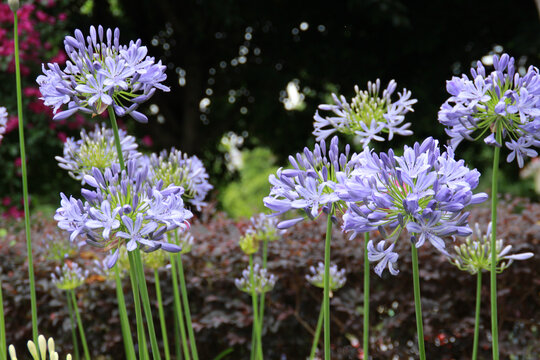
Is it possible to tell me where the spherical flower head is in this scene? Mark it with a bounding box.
[338,137,488,276]
[264,136,356,229]
[93,248,130,281]
[249,213,285,242]
[141,246,170,270]
[176,231,194,254]
[146,148,213,211]
[314,79,417,147]
[9,335,72,360]
[239,231,259,255]
[37,25,170,123]
[54,159,193,268]
[438,53,540,168]
[0,106,7,143]
[305,262,347,291]
[449,222,533,274]
[51,262,88,291]
[44,234,80,262]
[235,263,277,294]
[56,123,140,183]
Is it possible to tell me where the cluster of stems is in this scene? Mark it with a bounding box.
[247,239,269,360]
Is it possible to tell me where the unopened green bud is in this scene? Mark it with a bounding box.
[8,0,19,12]
[239,231,259,255]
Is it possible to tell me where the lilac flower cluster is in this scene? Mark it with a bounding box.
[56,123,140,183]
[306,262,347,291]
[235,263,277,294]
[337,137,487,276]
[51,262,88,291]
[37,25,169,123]
[439,53,540,167]
[54,160,193,268]
[145,148,213,211]
[248,213,285,242]
[313,79,417,147]
[264,136,355,229]
[0,106,7,142]
[449,222,533,274]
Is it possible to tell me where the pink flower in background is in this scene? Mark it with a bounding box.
[142,135,154,147]
[57,132,67,142]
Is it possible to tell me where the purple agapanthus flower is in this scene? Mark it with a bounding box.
[54,160,193,267]
[439,53,540,167]
[145,148,213,211]
[313,79,417,147]
[55,123,140,184]
[37,25,169,123]
[264,136,356,228]
[0,106,7,143]
[337,137,487,276]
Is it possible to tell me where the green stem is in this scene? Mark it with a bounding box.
[108,109,137,360]
[257,240,268,356]
[363,232,370,360]
[309,304,324,360]
[108,108,125,170]
[114,266,136,360]
[473,271,482,360]
[0,277,5,360]
[154,269,171,360]
[411,244,426,360]
[170,253,191,360]
[173,304,182,360]
[248,255,263,360]
[490,142,501,360]
[133,250,162,360]
[70,290,91,360]
[66,292,80,360]
[176,253,199,360]
[127,252,149,360]
[323,207,334,360]
[13,12,38,346]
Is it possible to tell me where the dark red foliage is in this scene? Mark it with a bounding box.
[0,196,538,359]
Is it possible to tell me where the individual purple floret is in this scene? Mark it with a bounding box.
[263,136,356,229]
[313,79,417,147]
[55,123,140,183]
[0,106,7,142]
[54,160,193,268]
[145,148,213,211]
[438,53,540,167]
[337,137,487,276]
[37,25,169,123]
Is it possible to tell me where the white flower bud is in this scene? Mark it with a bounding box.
[8,0,19,12]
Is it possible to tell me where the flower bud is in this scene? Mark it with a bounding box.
[8,0,19,12]
[239,231,259,255]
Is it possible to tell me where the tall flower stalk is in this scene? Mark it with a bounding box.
[448,222,533,360]
[39,24,173,359]
[265,136,356,359]
[305,262,346,359]
[142,250,171,360]
[0,276,6,360]
[51,262,90,360]
[235,256,276,360]
[145,148,213,360]
[338,138,486,358]
[11,2,38,346]
[315,81,417,358]
[439,53,540,359]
